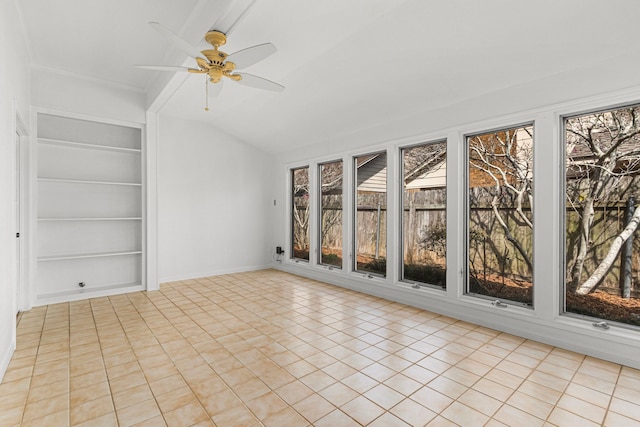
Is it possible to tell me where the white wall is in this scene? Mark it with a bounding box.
[272,75,640,369]
[0,1,31,381]
[32,70,146,125]
[158,115,274,282]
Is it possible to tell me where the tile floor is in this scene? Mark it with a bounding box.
[1,269,640,426]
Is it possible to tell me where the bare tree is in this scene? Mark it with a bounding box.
[403,143,447,265]
[292,169,310,255]
[468,128,534,273]
[566,107,640,294]
[319,162,343,255]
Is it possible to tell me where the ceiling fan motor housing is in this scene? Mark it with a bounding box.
[200,31,241,83]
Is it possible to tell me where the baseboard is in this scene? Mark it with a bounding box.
[159,264,272,284]
[0,340,16,383]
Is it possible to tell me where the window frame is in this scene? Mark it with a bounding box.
[464,122,535,308]
[290,165,310,262]
[317,159,344,269]
[353,150,388,277]
[560,103,640,329]
[399,139,448,289]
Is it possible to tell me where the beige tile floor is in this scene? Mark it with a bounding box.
[1,269,640,427]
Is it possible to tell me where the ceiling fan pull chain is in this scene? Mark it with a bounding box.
[205,78,209,111]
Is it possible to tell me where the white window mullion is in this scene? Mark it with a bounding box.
[533,112,560,320]
[447,130,465,300]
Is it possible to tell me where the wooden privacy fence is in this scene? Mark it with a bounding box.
[354,193,387,258]
[298,189,640,296]
[566,201,640,297]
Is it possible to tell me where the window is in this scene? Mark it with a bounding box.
[319,161,343,268]
[354,152,387,276]
[467,125,534,305]
[291,166,310,261]
[564,105,640,326]
[401,141,447,288]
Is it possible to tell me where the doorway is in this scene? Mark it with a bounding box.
[14,111,28,315]
[14,130,21,315]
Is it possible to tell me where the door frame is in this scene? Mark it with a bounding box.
[14,107,30,314]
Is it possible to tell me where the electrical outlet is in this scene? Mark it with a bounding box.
[276,246,283,255]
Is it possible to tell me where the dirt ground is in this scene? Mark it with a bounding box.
[296,249,640,325]
[473,273,640,325]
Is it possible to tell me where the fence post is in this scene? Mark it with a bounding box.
[483,236,487,287]
[621,195,635,299]
[375,203,381,259]
[406,193,415,264]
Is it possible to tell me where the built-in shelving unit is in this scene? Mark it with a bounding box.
[36,113,144,303]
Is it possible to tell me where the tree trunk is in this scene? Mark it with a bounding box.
[569,196,595,292]
[406,192,415,264]
[576,202,640,295]
[491,196,533,273]
[621,196,634,299]
[569,158,614,291]
[293,204,309,251]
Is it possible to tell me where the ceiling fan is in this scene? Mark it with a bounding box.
[136,21,284,110]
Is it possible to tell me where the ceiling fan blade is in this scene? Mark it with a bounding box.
[148,22,201,58]
[236,73,284,92]
[134,65,193,72]
[227,43,277,69]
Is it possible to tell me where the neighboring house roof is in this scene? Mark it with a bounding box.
[567,131,640,160]
[406,160,446,190]
[404,148,447,190]
[357,154,386,193]
[566,131,640,179]
[320,150,450,194]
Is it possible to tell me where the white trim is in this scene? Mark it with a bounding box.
[144,112,159,291]
[397,138,448,287]
[34,107,144,129]
[34,283,145,307]
[344,154,354,273]
[462,121,535,307]
[308,164,318,268]
[447,129,464,301]
[14,104,30,314]
[386,148,397,284]
[159,264,272,284]
[0,341,16,383]
[37,138,142,153]
[316,158,345,269]
[533,111,561,321]
[31,64,145,94]
[28,109,38,310]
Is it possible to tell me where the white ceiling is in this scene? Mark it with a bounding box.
[17,0,640,153]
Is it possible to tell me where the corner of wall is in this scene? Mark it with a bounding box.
[0,339,16,383]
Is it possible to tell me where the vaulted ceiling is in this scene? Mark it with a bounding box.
[16,0,640,153]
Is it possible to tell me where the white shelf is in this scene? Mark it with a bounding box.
[38,178,141,186]
[38,217,142,221]
[38,137,141,153]
[37,282,144,305]
[38,250,142,262]
[36,112,144,303]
